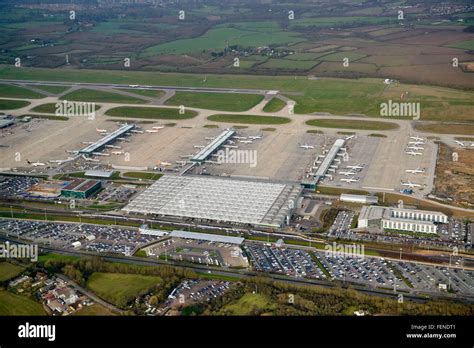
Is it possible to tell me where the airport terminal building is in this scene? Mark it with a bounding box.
[123,175,302,229]
[358,206,448,233]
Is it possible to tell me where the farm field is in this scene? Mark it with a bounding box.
[218,293,276,315]
[0,290,46,316]
[0,262,25,282]
[86,272,163,308]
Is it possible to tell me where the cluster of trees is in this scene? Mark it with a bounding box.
[194,278,474,316]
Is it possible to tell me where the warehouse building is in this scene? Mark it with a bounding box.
[358,206,447,233]
[61,179,102,199]
[123,175,302,228]
[340,194,378,205]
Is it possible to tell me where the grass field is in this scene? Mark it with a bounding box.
[105,106,197,120]
[0,262,24,282]
[0,84,44,99]
[414,122,474,136]
[260,59,318,70]
[61,89,147,104]
[208,114,291,125]
[165,92,264,112]
[120,88,165,99]
[0,65,472,121]
[219,293,276,315]
[306,118,399,131]
[74,303,116,316]
[0,99,30,110]
[87,272,162,307]
[0,290,45,315]
[263,97,286,112]
[122,172,163,180]
[141,23,304,56]
[31,103,100,114]
[448,39,474,51]
[20,114,69,121]
[28,85,70,94]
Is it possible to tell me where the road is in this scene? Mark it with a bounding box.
[0,234,472,304]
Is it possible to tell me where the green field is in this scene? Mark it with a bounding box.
[0,290,46,315]
[165,92,263,112]
[219,293,276,315]
[0,262,24,282]
[120,89,165,99]
[106,106,197,120]
[0,65,472,121]
[0,84,44,99]
[318,51,367,62]
[122,172,163,180]
[61,89,147,104]
[208,114,291,125]
[87,272,163,307]
[263,97,286,112]
[142,22,304,56]
[448,39,474,50]
[0,99,30,110]
[74,303,116,316]
[31,103,101,114]
[306,118,399,130]
[20,114,68,121]
[260,59,318,70]
[28,85,70,94]
[289,16,397,29]
[414,122,474,136]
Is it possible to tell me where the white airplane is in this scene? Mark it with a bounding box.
[408,141,424,146]
[239,140,253,144]
[338,170,357,176]
[160,161,172,166]
[92,152,110,157]
[27,160,46,167]
[146,129,158,133]
[194,145,205,149]
[248,135,262,140]
[345,135,355,140]
[405,168,425,174]
[407,146,424,151]
[228,140,235,145]
[401,180,421,188]
[406,150,423,156]
[346,164,364,170]
[152,126,165,130]
[112,151,124,155]
[175,160,187,165]
[82,156,100,162]
[340,177,359,183]
[131,130,144,134]
[96,128,107,133]
[233,136,247,140]
[299,144,314,149]
[81,141,94,145]
[205,137,215,140]
[410,136,424,142]
[455,140,465,147]
[129,84,140,88]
